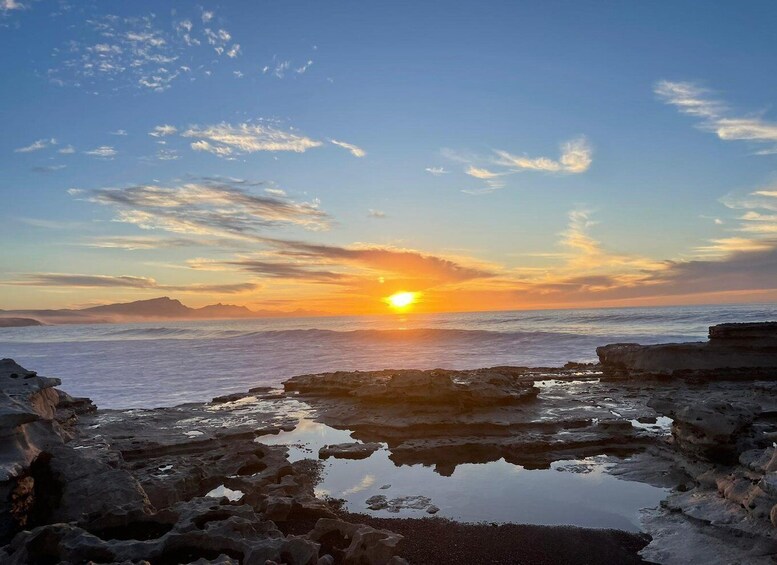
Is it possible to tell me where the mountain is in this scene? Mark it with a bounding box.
[0,297,329,325]
[193,303,255,319]
[82,297,193,318]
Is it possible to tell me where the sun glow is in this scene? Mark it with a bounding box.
[386,291,418,310]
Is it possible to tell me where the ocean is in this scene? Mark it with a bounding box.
[1,303,775,409]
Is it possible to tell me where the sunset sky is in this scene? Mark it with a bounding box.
[3,1,777,314]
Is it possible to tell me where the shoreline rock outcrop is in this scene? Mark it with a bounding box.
[3,320,777,564]
[597,322,777,376]
[0,359,410,565]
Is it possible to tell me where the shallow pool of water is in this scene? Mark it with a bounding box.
[257,417,667,532]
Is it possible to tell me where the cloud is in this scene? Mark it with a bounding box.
[466,166,504,179]
[654,81,723,119]
[263,58,291,78]
[149,124,177,137]
[72,176,331,238]
[493,137,592,174]
[267,240,496,285]
[6,273,159,289]
[110,129,128,136]
[330,139,366,158]
[1,0,25,12]
[425,167,449,176]
[32,164,67,173]
[220,259,347,283]
[497,205,777,305]
[691,186,777,257]
[651,245,777,296]
[656,80,777,152]
[2,273,258,294]
[296,60,313,73]
[15,138,56,153]
[155,148,180,161]
[84,145,117,158]
[368,209,386,218]
[183,122,322,157]
[47,11,241,92]
[58,145,76,154]
[204,238,497,299]
[19,218,85,230]
[461,186,502,196]
[82,235,204,250]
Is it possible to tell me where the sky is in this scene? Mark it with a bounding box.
[2,0,777,315]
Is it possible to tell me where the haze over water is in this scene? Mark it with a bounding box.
[2,303,775,409]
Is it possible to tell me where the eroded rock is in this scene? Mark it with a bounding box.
[319,442,382,460]
[0,361,408,564]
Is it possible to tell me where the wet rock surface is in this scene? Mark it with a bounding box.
[319,442,382,460]
[0,361,407,564]
[2,321,777,563]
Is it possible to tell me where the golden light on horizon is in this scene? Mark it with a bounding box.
[386,291,418,310]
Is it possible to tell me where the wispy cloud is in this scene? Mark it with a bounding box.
[1,0,25,13]
[183,122,322,157]
[267,240,496,285]
[465,166,504,179]
[261,54,314,79]
[82,235,204,250]
[694,186,777,257]
[210,239,496,297]
[155,148,180,161]
[218,259,347,283]
[425,167,450,176]
[296,60,313,73]
[32,164,67,173]
[84,145,117,158]
[445,137,592,194]
[149,124,177,137]
[656,80,777,153]
[47,10,242,92]
[71,176,331,239]
[493,137,592,174]
[330,139,366,158]
[15,138,56,153]
[368,209,386,218]
[110,129,128,136]
[58,145,76,154]
[2,273,258,294]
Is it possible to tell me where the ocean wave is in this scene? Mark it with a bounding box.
[98,326,589,344]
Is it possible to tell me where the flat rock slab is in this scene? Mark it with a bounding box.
[319,441,382,460]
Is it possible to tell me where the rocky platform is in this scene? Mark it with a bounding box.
[0,359,409,565]
[2,321,777,564]
[597,321,777,376]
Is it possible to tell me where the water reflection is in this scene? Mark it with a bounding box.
[257,418,667,532]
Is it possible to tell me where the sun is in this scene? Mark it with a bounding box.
[386,291,418,310]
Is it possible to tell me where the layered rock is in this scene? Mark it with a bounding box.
[285,367,540,407]
[0,358,95,541]
[597,322,777,376]
[319,442,382,460]
[0,361,409,564]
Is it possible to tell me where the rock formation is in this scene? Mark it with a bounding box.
[0,359,409,564]
[3,321,777,564]
[597,321,777,376]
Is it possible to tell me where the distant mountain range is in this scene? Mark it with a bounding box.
[0,297,327,325]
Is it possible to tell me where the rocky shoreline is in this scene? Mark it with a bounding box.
[2,322,777,564]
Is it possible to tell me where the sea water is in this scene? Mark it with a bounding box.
[1,303,775,409]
